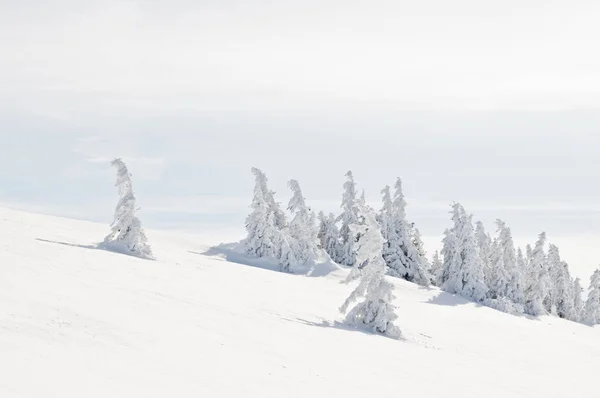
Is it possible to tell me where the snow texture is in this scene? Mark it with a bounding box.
[1,207,600,397]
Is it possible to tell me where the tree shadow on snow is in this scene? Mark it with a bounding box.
[284,317,406,341]
[197,242,342,277]
[36,238,97,250]
[425,290,543,321]
[425,291,474,307]
[36,238,155,261]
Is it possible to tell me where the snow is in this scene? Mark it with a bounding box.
[1,207,599,397]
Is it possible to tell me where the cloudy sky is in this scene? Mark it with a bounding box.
[2,0,600,278]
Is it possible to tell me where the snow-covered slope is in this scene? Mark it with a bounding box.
[1,207,598,397]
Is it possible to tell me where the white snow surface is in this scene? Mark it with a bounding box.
[1,207,599,397]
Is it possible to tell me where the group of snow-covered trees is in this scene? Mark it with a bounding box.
[96,161,600,332]
[436,204,585,321]
[244,167,600,330]
[244,168,319,273]
[424,202,600,325]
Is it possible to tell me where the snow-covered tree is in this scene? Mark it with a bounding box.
[337,171,359,266]
[441,226,460,288]
[430,250,443,286]
[523,232,548,316]
[411,225,429,268]
[475,221,492,285]
[287,179,318,264]
[584,269,600,325]
[545,244,563,315]
[100,158,154,259]
[488,238,509,299]
[573,277,584,322]
[442,203,487,302]
[496,220,524,306]
[525,244,533,267]
[340,201,401,339]
[317,211,327,249]
[555,261,576,320]
[318,212,341,261]
[245,168,281,259]
[278,232,297,273]
[380,179,429,286]
[517,247,527,271]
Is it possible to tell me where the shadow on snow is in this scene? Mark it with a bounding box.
[35,238,154,261]
[284,317,406,341]
[198,242,343,277]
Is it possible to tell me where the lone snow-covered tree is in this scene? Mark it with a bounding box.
[380,179,429,286]
[100,158,154,260]
[441,203,487,302]
[584,269,600,325]
[287,179,318,264]
[337,171,359,266]
[340,201,401,339]
[245,168,285,259]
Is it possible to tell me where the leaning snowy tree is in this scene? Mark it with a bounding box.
[245,168,285,258]
[340,201,402,339]
[100,158,154,260]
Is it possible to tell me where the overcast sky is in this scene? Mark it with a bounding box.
[2,0,600,278]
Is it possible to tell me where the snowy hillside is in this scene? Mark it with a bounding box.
[1,207,599,397]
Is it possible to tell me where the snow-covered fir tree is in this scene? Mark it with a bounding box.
[318,212,341,261]
[278,232,297,273]
[525,244,533,268]
[337,171,359,266]
[517,247,527,272]
[287,179,318,264]
[340,201,401,339]
[488,238,509,299]
[379,179,429,286]
[411,224,430,270]
[475,221,492,285]
[441,203,487,302]
[245,168,282,259]
[496,220,524,307]
[554,261,576,320]
[441,228,459,288]
[317,211,327,249]
[546,244,563,315]
[100,158,154,260]
[573,277,584,322]
[584,269,600,325]
[523,232,548,316]
[430,250,443,286]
